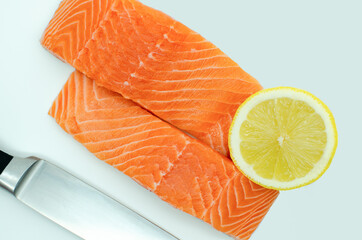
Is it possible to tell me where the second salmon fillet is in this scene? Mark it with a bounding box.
[42,0,263,156]
[50,71,278,240]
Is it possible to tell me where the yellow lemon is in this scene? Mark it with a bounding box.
[228,87,337,190]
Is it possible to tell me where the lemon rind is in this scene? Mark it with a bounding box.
[228,87,338,191]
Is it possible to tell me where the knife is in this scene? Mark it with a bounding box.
[0,150,178,240]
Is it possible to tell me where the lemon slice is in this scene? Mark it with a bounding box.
[229,87,337,190]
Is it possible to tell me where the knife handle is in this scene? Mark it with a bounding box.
[0,150,13,174]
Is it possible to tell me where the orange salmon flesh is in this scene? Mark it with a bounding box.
[42,0,278,239]
[50,71,278,240]
[42,0,263,157]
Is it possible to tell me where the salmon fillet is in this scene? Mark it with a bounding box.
[50,71,278,240]
[42,0,263,156]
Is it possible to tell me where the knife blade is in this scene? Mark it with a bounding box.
[0,150,178,240]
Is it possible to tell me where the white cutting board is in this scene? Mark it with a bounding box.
[1,0,362,239]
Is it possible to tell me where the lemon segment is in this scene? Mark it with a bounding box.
[229,87,337,190]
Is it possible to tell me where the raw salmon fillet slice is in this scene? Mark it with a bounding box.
[50,71,278,240]
[42,0,263,156]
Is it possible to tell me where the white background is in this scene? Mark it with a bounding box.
[0,0,361,239]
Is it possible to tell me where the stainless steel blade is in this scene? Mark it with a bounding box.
[0,157,177,240]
